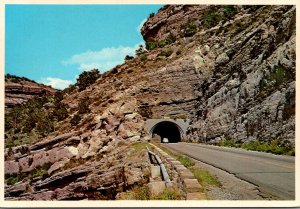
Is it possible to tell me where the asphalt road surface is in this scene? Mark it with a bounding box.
[162,142,295,200]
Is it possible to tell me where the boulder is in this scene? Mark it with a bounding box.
[5,182,29,197]
[5,161,19,175]
[48,157,70,175]
[18,156,32,172]
[54,181,87,200]
[148,181,166,196]
[30,132,78,151]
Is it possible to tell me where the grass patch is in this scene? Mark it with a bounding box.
[32,168,48,178]
[152,188,182,200]
[121,186,182,200]
[241,140,294,155]
[176,155,195,168]
[6,175,20,185]
[121,186,151,200]
[131,142,148,152]
[190,167,221,187]
[217,138,238,148]
[217,139,295,156]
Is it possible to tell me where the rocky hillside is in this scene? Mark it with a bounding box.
[5,74,57,108]
[4,5,295,200]
[141,5,295,146]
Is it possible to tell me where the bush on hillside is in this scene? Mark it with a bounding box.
[70,114,82,126]
[75,69,101,91]
[182,21,197,37]
[124,55,134,61]
[204,11,222,28]
[78,96,90,114]
[223,5,237,19]
[135,45,146,56]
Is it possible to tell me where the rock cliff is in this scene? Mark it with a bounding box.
[5,75,57,108]
[141,5,295,145]
[4,5,295,200]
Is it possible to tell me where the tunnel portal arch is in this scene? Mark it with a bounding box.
[146,119,190,143]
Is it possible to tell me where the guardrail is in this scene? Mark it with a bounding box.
[147,146,172,187]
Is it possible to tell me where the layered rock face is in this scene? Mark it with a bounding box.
[62,5,295,146]
[5,77,57,108]
[141,5,295,145]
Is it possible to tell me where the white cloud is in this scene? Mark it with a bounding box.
[62,44,142,72]
[39,77,73,90]
[137,18,146,33]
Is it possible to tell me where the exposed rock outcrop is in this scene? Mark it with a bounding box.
[5,75,57,108]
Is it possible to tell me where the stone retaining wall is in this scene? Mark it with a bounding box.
[150,143,206,200]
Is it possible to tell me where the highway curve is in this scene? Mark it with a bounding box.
[162,142,295,200]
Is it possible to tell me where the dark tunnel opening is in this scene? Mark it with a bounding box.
[152,121,182,143]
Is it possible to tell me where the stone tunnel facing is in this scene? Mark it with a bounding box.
[152,121,182,143]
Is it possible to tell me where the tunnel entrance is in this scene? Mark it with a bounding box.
[151,121,182,143]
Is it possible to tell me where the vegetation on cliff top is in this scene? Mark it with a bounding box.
[5,73,38,84]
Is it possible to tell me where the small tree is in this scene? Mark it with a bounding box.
[78,96,90,114]
[75,69,100,91]
[51,103,68,121]
[124,55,134,61]
[146,41,156,50]
[135,45,146,56]
[182,21,197,37]
[36,120,54,136]
[70,114,81,126]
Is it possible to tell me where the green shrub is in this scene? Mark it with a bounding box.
[135,45,145,56]
[36,118,54,136]
[241,139,294,155]
[70,114,82,126]
[260,64,287,91]
[204,11,222,28]
[53,91,64,102]
[32,168,48,178]
[149,12,155,18]
[75,69,100,91]
[147,41,156,50]
[6,175,20,185]
[62,84,76,94]
[223,5,237,19]
[176,49,182,55]
[158,40,167,48]
[78,96,90,114]
[165,33,176,45]
[159,49,173,57]
[190,167,221,187]
[177,155,195,168]
[140,54,147,62]
[124,55,134,61]
[51,103,68,121]
[217,139,238,147]
[182,21,197,37]
[5,74,37,84]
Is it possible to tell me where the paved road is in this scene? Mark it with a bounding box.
[162,142,295,200]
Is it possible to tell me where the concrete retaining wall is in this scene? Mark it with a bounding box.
[149,143,206,200]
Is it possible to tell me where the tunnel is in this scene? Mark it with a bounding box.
[151,121,182,143]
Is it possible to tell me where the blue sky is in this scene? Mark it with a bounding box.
[5,4,162,89]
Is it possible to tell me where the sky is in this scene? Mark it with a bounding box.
[5,4,162,89]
